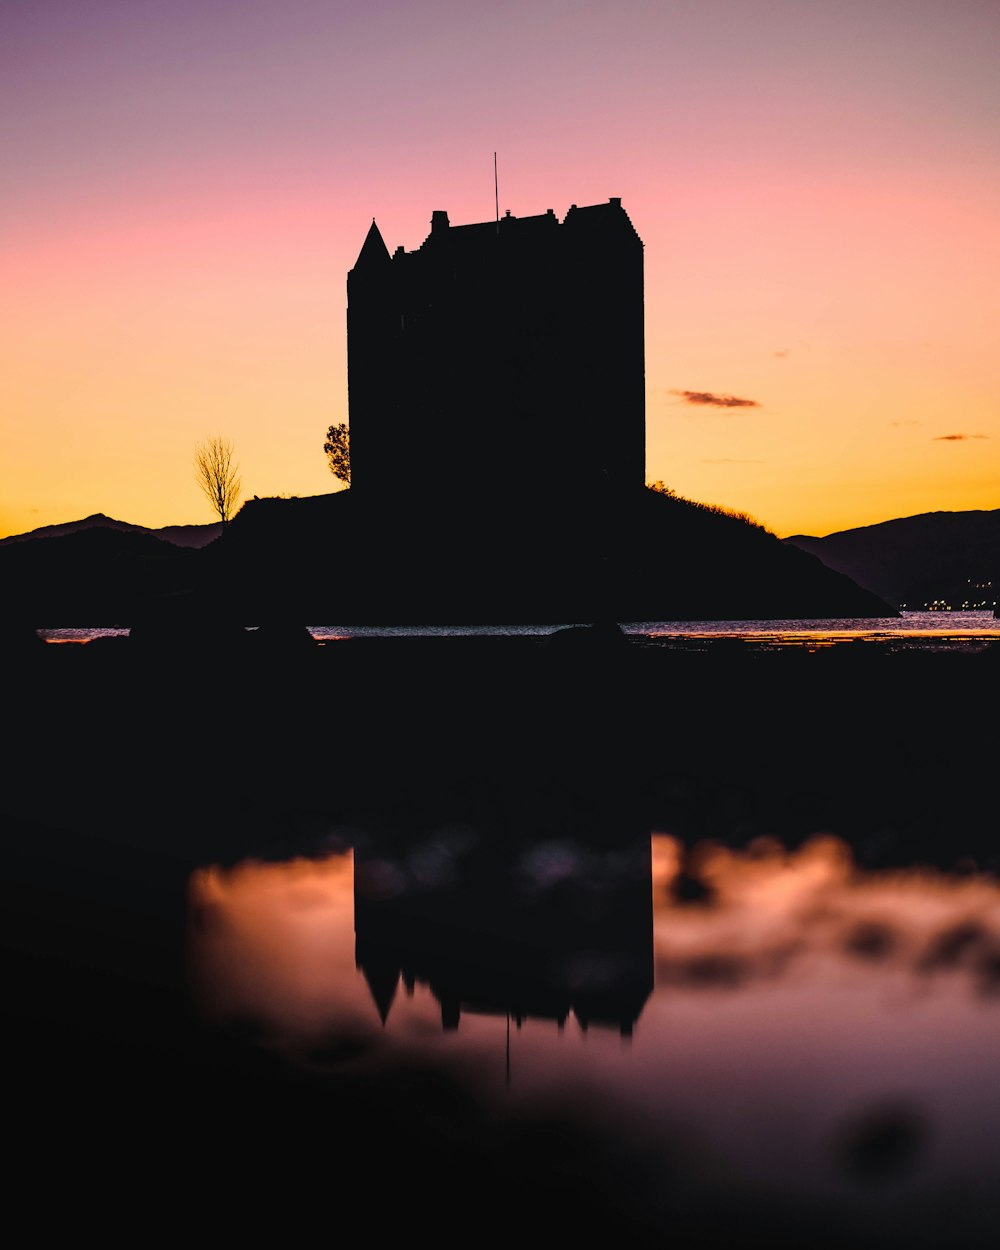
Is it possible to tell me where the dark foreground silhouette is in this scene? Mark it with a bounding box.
[0,485,896,625]
[3,635,997,1243]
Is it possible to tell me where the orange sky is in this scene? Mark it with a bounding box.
[2,1,998,540]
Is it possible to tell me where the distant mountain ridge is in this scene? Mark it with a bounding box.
[0,524,201,623]
[0,512,221,549]
[784,508,1000,609]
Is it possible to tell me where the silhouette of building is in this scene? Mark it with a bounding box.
[353,830,654,1038]
[347,199,644,509]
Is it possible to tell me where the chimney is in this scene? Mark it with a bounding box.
[431,210,450,233]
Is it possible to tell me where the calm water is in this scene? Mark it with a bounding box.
[9,619,999,1242]
[36,609,1000,648]
[187,832,1000,1243]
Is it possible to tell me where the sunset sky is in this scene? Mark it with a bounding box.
[2,0,998,540]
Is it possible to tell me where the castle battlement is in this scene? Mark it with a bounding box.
[346,199,645,509]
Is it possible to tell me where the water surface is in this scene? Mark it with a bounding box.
[37,609,1000,649]
[185,832,1000,1244]
[7,625,999,1243]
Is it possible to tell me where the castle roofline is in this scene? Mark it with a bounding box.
[563,198,643,244]
[351,218,392,272]
[417,208,560,252]
[401,199,640,256]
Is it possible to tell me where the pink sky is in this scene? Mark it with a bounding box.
[2,0,998,539]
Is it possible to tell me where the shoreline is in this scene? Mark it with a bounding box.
[17,605,1000,649]
[20,628,1000,657]
[4,616,998,900]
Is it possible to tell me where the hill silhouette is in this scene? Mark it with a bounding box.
[1,487,898,626]
[0,487,895,625]
[0,526,199,625]
[0,512,220,550]
[784,509,1000,609]
[185,485,893,623]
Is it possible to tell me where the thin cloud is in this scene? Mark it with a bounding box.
[773,348,790,359]
[671,389,761,409]
[933,433,989,441]
[890,420,921,427]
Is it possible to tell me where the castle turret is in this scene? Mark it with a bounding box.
[346,199,644,510]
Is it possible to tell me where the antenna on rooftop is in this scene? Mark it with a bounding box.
[494,152,499,234]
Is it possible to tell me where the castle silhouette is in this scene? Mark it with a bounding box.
[347,199,645,510]
[353,828,654,1038]
[154,195,895,622]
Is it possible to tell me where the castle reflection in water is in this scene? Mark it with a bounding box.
[189,827,1000,1052]
[353,828,654,1037]
[185,827,1000,1245]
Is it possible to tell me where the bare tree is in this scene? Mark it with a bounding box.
[323,422,350,486]
[194,436,242,529]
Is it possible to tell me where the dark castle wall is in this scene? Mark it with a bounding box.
[347,199,645,511]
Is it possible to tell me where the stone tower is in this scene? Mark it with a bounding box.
[346,198,644,513]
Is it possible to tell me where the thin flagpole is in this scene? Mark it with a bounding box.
[494,152,499,233]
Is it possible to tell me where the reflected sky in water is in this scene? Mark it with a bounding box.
[37,609,1000,646]
[188,834,1000,1238]
[11,619,997,1243]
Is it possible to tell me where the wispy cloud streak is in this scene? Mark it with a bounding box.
[671,390,760,409]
